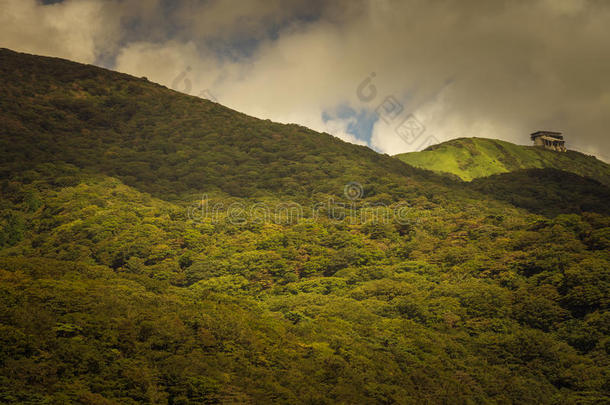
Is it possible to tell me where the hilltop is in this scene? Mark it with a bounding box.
[395,137,610,185]
[0,49,609,404]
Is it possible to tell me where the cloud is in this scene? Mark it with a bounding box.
[0,0,120,63]
[2,0,609,159]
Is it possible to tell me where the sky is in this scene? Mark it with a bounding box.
[1,0,609,159]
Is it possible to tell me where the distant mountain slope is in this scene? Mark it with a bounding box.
[395,137,610,185]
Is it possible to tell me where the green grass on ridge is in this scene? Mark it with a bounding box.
[395,137,610,185]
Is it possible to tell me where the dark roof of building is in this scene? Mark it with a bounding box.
[531,131,563,140]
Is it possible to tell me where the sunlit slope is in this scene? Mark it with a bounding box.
[395,137,610,185]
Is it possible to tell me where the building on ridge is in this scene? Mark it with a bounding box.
[531,131,566,152]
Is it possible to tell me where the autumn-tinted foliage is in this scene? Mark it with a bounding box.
[0,49,609,404]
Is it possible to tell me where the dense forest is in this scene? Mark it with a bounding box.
[0,49,609,404]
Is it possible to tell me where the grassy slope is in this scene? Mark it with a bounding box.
[395,137,610,185]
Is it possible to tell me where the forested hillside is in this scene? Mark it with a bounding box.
[395,137,610,185]
[470,168,610,218]
[1,49,609,404]
[0,48,446,202]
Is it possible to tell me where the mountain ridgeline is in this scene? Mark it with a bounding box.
[395,137,610,186]
[0,49,609,404]
[0,48,444,202]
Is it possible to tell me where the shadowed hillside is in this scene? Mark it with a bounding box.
[0,48,449,202]
[470,168,610,217]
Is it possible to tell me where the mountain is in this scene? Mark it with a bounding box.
[395,137,610,185]
[1,49,609,404]
[0,48,448,203]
